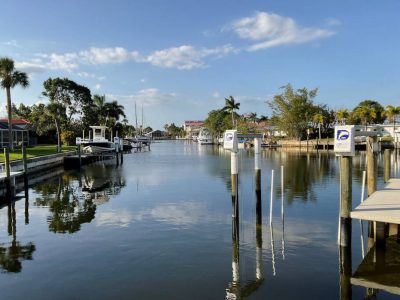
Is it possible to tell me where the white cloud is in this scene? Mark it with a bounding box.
[94,84,101,90]
[212,91,220,98]
[15,61,47,74]
[2,40,19,47]
[79,47,141,64]
[140,78,147,83]
[325,18,342,27]
[47,52,79,70]
[145,44,237,70]
[229,11,335,51]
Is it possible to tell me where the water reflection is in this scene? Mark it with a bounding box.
[33,162,126,233]
[0,203,35,273]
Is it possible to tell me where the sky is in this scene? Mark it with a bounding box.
[1,0,400,130]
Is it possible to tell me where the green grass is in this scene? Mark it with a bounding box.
[0,145,76,163]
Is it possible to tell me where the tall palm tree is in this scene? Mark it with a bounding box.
[353,106,377,129]
[335,109,349,125]
[249,112,258,124]
[223,96,240,128]
[0,58,29,149]
[313,113,325,142]
[383,105,399,131]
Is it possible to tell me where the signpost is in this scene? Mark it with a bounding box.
[223,130,238,153]
[334,125,355,157]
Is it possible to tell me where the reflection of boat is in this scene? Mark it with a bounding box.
[198,128,213,145]
[82,126,115,154]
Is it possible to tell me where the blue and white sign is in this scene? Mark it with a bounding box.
[76,137,82,145]
[223,130,238,152]
[334,125,355,156]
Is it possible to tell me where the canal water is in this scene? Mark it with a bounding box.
[0,141,399,299]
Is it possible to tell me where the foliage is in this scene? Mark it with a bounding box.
[351,100,384,125]
[268,84,318,139]
[0,57,29,150]
[61,130,77,146]
[204,109,231,137]
[223,96,240,128]
[164,123,183,137]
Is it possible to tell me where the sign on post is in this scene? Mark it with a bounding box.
[334,125,355,156]
[76,137,82,145]
[223,130,238,153]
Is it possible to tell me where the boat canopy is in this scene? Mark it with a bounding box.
[90,126,108,141]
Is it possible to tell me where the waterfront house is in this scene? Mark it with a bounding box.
[0,118,31,148]
[183,120,204,139]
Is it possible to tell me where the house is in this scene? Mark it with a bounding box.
[0,118,31,148]
[183,120,204,138]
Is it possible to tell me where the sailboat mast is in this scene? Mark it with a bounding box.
[141,104,144,134]
[135,102,138,132]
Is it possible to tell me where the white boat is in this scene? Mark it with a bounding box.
[197,128,213,145]
[81,126,116,154]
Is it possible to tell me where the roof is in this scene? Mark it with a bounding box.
[0,118,30,124]
[184,120,204,126]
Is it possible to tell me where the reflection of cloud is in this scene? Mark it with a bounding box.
[149,202,206,225]
[96,209,139,228]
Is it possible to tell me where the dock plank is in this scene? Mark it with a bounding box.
[351,179,400,224]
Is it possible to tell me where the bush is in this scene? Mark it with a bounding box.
[61,131,77,146]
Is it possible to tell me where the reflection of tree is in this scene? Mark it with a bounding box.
[279,151,336,204]
[34,175,96,234]
[0,203,36,273]
[33,162,126,234]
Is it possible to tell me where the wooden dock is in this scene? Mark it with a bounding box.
[0,171,25,182]
[351,179,400,224]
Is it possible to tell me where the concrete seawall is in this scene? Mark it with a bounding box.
[1,151,76,173]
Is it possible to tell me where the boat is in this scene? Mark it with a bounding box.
[197,128,213,145]
[81,126,116,154]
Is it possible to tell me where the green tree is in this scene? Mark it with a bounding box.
[352,100,384,125]
[204,109,231,137]
[268,84,318,140]
[0,57,29,150]
[223,96,240,128]
[42,78,92,151]
[383,105,399,129]
[335,109,349,125]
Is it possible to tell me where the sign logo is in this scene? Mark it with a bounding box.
[225,133,233,141]
[337,130,349,140]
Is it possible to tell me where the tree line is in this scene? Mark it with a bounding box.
[0,57,139,151]
[205,84,399,140]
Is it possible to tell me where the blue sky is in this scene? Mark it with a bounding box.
[1,0,399,129]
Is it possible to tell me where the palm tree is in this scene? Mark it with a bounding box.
[335,109,349,125]
[0,58,29,150]
[313,113,325,143]
[383,105,399,131]
[249,112,258,124]
[223,96,240,128]
[353,106,377,129]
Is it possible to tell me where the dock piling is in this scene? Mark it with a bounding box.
[384,149,391,182]
[4,147,11,197]
[339,156,352,247]
[231,151,239,219]
[366,137,377,196]
[22,146,27,175]
[269,169,274,225]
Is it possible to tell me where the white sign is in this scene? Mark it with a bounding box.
[76,137,82,145]
[223,130,238,152]
[334,125,355,156]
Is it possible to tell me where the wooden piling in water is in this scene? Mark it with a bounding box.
[4,147,11,196]
[366,137,377,196]
[22,146,27,175]
[231,152,239,219]
[384,149,391,182]
[339,156,352,247]
[78,145,82,169]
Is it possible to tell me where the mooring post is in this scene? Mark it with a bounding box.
[366,136,377,196]
[254,137,261,223]
[22,145,27,175]
[384,149,391,182]
[4,147,11,196]
[78,144,82,170]
[231,151,239,219]
[269,169,274,225]
[339,156,352,247]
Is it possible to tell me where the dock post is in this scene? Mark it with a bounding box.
[78,144,82,169]
[4,147,11,197]
[384,149,391,182]
[366,137,377,196]
[254,138,261,226]
[22,146,27,175]
[339,156,352,247]
[231,151,239,219]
